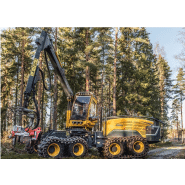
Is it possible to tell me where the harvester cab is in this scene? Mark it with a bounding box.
[67,92,98,129]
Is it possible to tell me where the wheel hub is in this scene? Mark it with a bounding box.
[134,144,140,150]
[49,146,55,153]
[73,143,84,156]
[133,141,144,153]
[111,146,117,152]
[47,143,60,157]
[74,146,79,153]
[109,143,121,155]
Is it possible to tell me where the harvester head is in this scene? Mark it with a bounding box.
[8,106,42,147]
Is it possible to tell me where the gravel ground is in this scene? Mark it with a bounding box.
[147,143,185,159]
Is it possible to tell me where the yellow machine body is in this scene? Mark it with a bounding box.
[103,118,154,138]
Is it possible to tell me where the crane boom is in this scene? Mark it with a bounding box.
[23,30,73,128]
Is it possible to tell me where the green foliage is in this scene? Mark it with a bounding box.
[117,27,161,118]
[174,68,185,98]
[1,27,173,137]
[170,68,185,140]
[1,27,35,134]
[149,141,173,149]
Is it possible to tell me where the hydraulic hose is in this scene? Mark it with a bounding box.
[33,88,40,129]
[32,50,52,129]
[39,50,52,91]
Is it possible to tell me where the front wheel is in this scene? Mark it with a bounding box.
[46,142,63,158]
[68,138,88,158]
[41,137,64,158]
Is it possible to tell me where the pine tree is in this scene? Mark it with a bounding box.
[173,68,185,142]
[92,27,114,126]
[53,27,58,130]
[73,28,92,91]
[171,98,181,140]
[1,28,18,132]
[1,27,34,133]
[113,27,118,116]
[14,27,35,126]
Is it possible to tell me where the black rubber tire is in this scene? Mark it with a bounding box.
[68,138,88,158]
[103,137,124,159]
[37,137,48,157]
[127,136,149,158]
[44,141,63,158]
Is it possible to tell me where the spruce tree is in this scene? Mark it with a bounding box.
[117,27,160,117]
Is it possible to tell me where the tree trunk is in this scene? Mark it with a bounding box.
[53,27,58,130]
[85,29,90,92]
[50,96,53,130]
[181,94,184,143]
[14,57,19,126]
[19,32,25,126]
[109,77,111,116]
[113,27,118,116]
[158,54,165,120]
[100,45,105,131]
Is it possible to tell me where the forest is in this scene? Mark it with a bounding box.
[1,27,185,159]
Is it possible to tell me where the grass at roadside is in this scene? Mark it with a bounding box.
[149,141,173,150]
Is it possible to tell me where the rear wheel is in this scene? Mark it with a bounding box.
[127,136,149,158]
[68,138,88,158]
[103,138,124,159]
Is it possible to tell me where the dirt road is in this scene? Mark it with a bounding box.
[147,143,185,159]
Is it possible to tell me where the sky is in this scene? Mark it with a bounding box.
[146,27,185,128]
[146,27,183,74]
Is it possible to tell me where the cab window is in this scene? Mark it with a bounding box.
[71,96,91,120]
[89,99,97,118]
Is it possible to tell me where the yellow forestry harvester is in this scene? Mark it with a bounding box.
[9,31,164,159]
